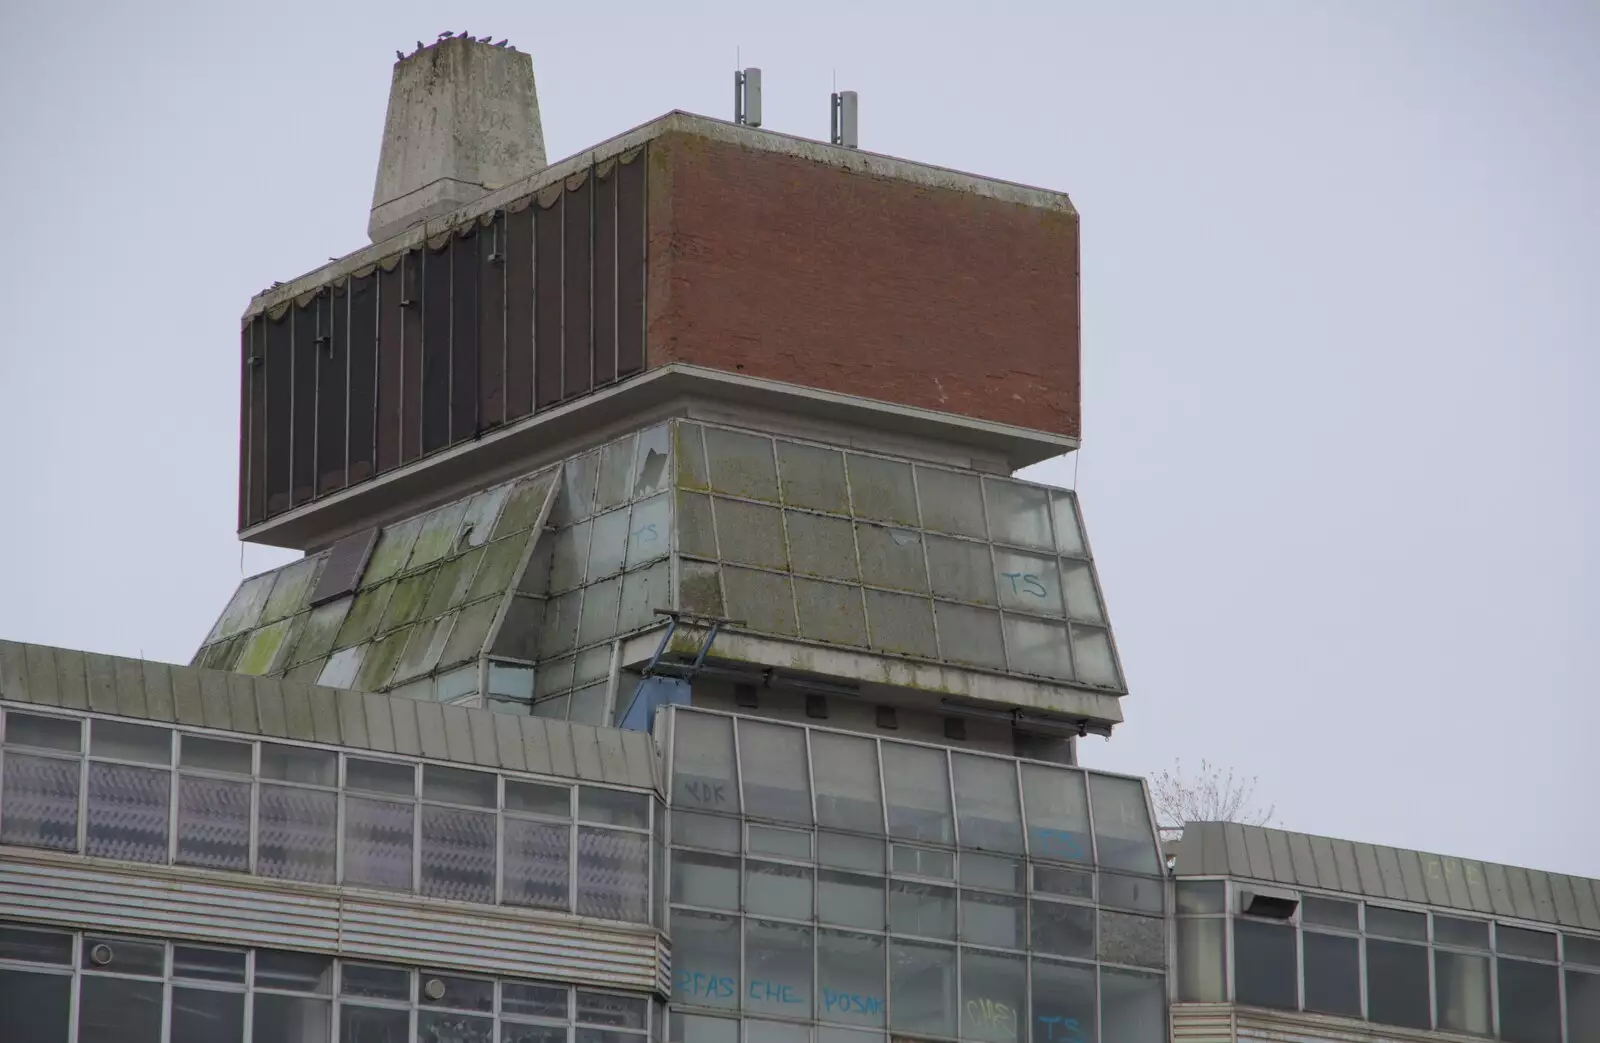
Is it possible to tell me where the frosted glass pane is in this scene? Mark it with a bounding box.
[785,511,859,582]
[960,950,1025,1043]
[568,684,610,727]
[258,784,336,882]
[576,826,649,922]
[634,424,671,499]
[984,479,1052,550]
[588,509,631,581]
[952,754,1023,853]
[993,550,1063,616]
[1031,899,1094,958]
[745,919,813,1018]
[778,441,849,514]
[856,525,927,593]
[845,455,918,525]
[408,501,469,570]
[914,467,985,538]
[618,559,671,634]
[673,712,739,814]
[1061,560,1103,623]
[597,434,638,511]
[1087,774,1159,874]
[176,775,250,871]
[459,483,513,549]
[85,761,169,863]
[577,578,622,645]
[705,428,779,502]
[503,818,570,910]
[678,559,725,617]
[365,517,422,587]
[1050,490,1087,557]
[738,719,812,824]
[817,930,886,1027]
[420,805,495,903]
[627,494,670,568]
[91,720,171,764]
[343,796,414,890]
[722,568,797,636]
[747,861,813,919]
[1021,764,1092,863]
[795,578,868,647]
[1100,911,1165,967]
[674,422,710,491]
[888,940,956,1037]
[811,732,883,834]
[318,644,365,688]
[864,589,938,659]
[1071,624,1120,687]
[714,499,788,570]
[882,743,952,844]
[0,751,79,851]
[925,536,997,606]
[549,521,593,593]
[1004,615,1073,680]
[676,491,718,560]
[934,602,1005,669]
[671,910,740,1010]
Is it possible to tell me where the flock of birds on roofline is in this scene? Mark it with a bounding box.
[397,31,512,60]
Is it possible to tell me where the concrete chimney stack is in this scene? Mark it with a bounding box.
[367,36,546,243]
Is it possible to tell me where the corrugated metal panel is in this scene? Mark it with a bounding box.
[1171,1003,1234,1043]
[1394,848,1428,905]
[0,851,665,991]
[1373,846,1407,902]
[1242,826,1274,882]
[1264,829,1295,885]
[1286,832,1320,889]
[1415,851,1451,907]
[1505,865,1539,921]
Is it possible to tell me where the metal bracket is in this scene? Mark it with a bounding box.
[641,608,742,680]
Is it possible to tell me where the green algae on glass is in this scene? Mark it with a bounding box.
[714,499,789,571]
[408,501,469,571]
[677,560,724,617]
[439,597,502,669]
[365,515,423,587]
[856,524,930,594]
[493,471,558,540]
[356,626,410,691]
[864,588,939,659]
[844,454,919,526]
[673,420,709,492]
[286,657,326,684]
[675,492,717,560]
[207,572,275,642]
[335,580,396,650]
[466,530,531,603]
[705,427,780,503]
[421,547,484,618]
[784,511,858,583]
[794,578,868,648]
[458,482,513,549]
[292,598,352,666]
[379,569,437,634]
[778,440,850,515]
[392,612,453,683]
[722,566,796,636]
[232,618,294,676]
[596,433,637,511]
[196,634,244,671]
[259,555,324,624]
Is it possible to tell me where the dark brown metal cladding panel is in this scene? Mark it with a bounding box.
[562,175,593,401]
[290,299,318,507]
[534,196,563,409]
[310,527,379,606]
[616,150,646,377]
[347,273,377,484]
[450,228,480,445]
[478,215,506,432]
[239,323,257,528]
[317,284,349,496]
[263,312,292,516]
[421,243,452,454]
[504,205,534,421]
[400,250,424,464]
[593,168,618,387]
[375,265,403,474]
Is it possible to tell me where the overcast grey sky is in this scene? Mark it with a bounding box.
[1,2,1594,877]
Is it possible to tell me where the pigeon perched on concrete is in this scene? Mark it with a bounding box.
[494,39,508,47]
[417,41,425,51]
[478,35,492,43]
[438,30,454,39]
[396,49,404,60]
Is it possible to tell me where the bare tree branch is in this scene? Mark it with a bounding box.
[1150,758,1275,842]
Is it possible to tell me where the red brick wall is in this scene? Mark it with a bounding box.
[646,133,1080,438]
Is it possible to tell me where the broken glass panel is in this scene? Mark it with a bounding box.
[458,483,513,549]
[856,524,927,593]
[845,455,917,526]
[633,424,671,499]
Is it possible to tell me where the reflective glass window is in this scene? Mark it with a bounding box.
[811,732,882,834]
[1020,764,1091,864]
[1085,774,1158,873]
[951,754,1022,854]
[1366,938,1430,1029]
[816,929,886,1028]
[1099,968,1165,1043]
[1177,917,1225,1002]
[1435,949,1492,1036]
[881,743,952,845]
[737,720,811,825]
[1498,958,1560,1043]
[1234,918,1296,1009]
[887,939,956,1038]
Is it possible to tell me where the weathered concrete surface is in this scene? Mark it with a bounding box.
[368,36,545,242]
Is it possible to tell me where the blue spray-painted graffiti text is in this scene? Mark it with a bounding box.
[674,970,736,1000]
[999,572,1050,599]
[821,989,885,1016]
[1035,1015,1086,1043]
[1029,827,1087,861]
